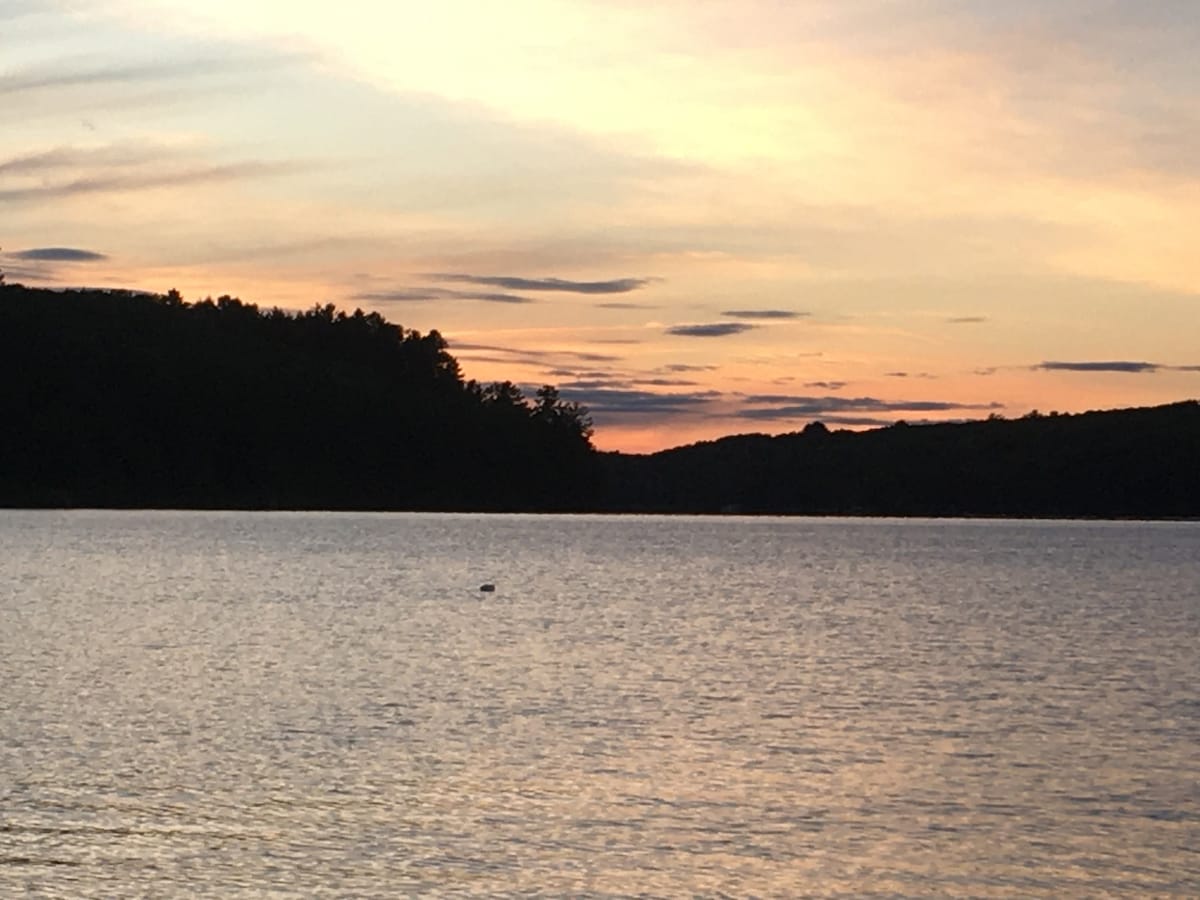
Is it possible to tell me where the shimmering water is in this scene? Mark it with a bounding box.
[2,511,1198,897]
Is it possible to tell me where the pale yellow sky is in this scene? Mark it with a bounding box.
[3,0,1198,451]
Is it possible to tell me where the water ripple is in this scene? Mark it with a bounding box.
[1,511,1198,896]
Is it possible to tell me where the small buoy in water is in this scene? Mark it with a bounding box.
[479,583,495,592]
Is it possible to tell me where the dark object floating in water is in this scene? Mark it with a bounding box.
[479,583,495,592]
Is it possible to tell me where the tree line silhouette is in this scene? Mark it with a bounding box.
[598,403,1200,518]
[1,281,1197,517]
[0,283,595,510]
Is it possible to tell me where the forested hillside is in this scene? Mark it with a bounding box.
[3,282,1197,517]
[0,284,595,509]
[599,403,1200,518]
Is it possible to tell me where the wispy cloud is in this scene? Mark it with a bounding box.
[737,395,1003,421]
[0,145,142,176]
[806,416,896,428]
[11,247,107,261]
[595,301,658,309]
[556,378,628,389]
[0,160,305,203]
[430,273,650,294]
[635,377,701,387]
[356,287,533,304]
[560,386,721,416]
[449,342,623,364]
[1037,360,1159,373]
[0,262,55,282]
[804,381,847,390]
[1036,360,1200,374]
[946,316,987,324]
[0,52,311,97]
[720,309,808,319]
[666,322,757,337]
[662,364,719,373]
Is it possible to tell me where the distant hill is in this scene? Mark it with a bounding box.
[3,281,1197,518]
[0,283,595,510]
[599,403,1200,518]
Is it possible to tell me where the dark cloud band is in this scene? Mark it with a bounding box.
[666,322,756,337]
[357,287,532,304]
[429,273,649,294]
[1037,360,1158,373]
[737,395,1002,420]
[1037,360,1200,374]
[560,386,719,416]
[720,309,808,320]
[11,247,107,261]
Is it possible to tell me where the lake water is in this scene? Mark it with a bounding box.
[1,511,1198,897]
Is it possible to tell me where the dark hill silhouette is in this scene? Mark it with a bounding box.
[1,281,1197,517]
[0,283,595,510]
[599,402,1200,518]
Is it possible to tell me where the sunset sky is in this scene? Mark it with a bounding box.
[4,0,1198,451]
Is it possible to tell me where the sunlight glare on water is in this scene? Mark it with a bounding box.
[2,511,1198,896]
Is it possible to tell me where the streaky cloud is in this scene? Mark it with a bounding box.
[0,143,175,176]
[2,147,104,175]
[946,316,988,324]
[1037,360,1159,373]
[808,415,896,427]
[560,386,720,416]
[804,381,847,390]
[662,363,718,373]
[560,378,631,390]
[595,301,658,309]
[1036,360,1200,374]
[720,309,808,319]
[0,262,55,282]
[0,51,312,97]
[356,287,532,304]
[450,342,531,353]
[466,292,537,304]
[0,160,306,203]
[737,395,1003,420]
[11,247,107,261]
[570,370,626,380]
[803,416,971,427]
[430,273,650,294]
[451,354,522,366]
[666,322,756,337]
[449,342,622,363]
[742,393,814,404]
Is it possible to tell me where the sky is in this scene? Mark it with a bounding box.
[3,0,1198,452]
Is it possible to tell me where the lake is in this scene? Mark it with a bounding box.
[2,511,1198,897]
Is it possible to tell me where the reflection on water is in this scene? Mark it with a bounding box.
[2,511,1198,896]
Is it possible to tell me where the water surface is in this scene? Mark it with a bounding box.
[2,512,1198,896]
